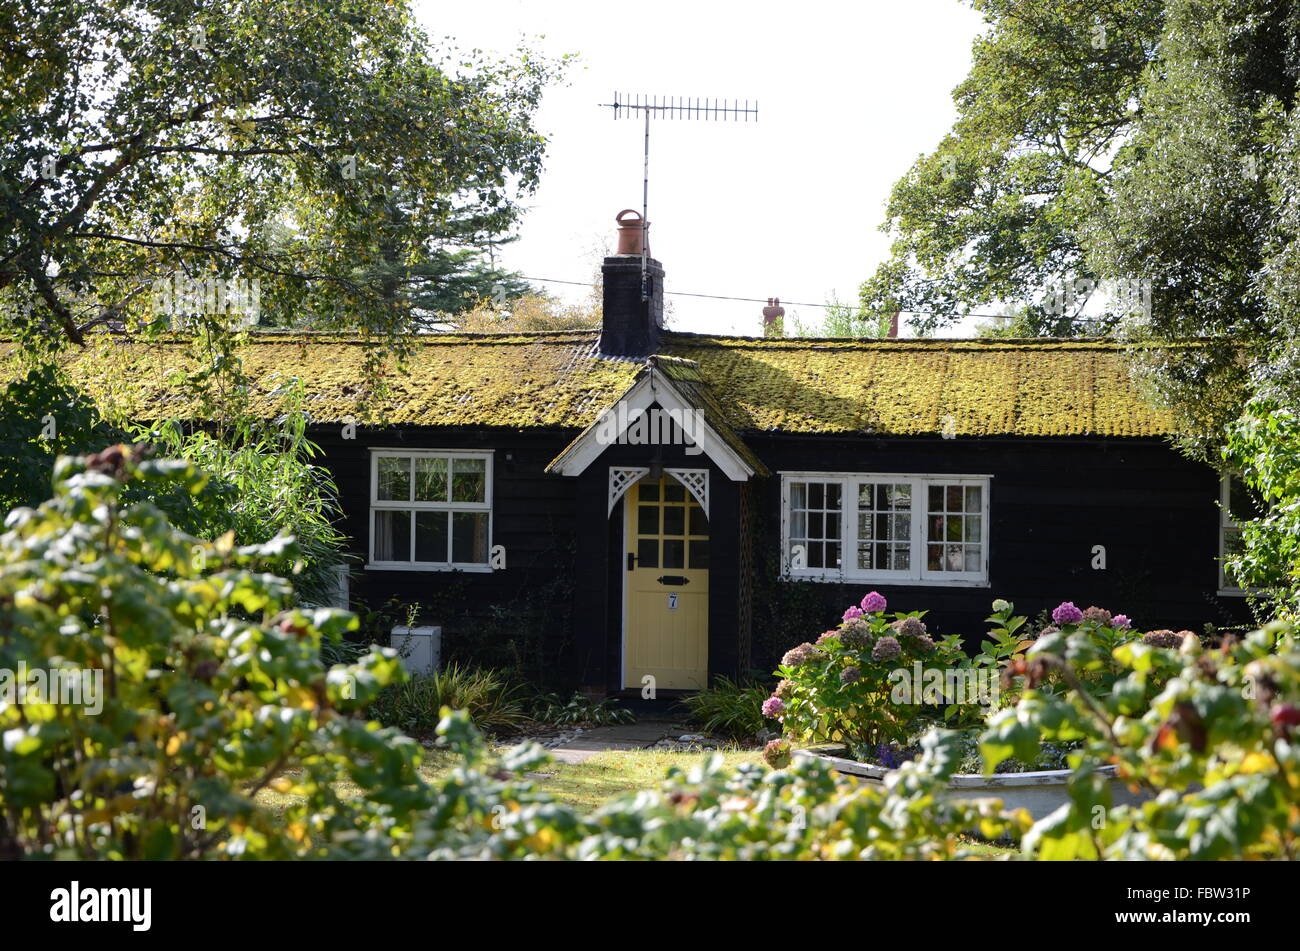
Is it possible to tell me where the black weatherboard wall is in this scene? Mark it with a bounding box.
[745,431,1252,668]
[311,424,586,680]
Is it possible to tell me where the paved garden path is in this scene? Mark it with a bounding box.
[549,720,680,764]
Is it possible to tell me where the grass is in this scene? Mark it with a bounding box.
[253,745,1019,857]
[255,746,761,817]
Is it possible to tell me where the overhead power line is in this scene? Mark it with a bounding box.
[520,275,1015,320]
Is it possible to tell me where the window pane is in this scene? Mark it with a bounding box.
[1227,476,1261,523]
[414,457,448,502]
[451,512,489,563]
[946,544,963,571]
[689,539,709,568]
[638,504,659,535]
[638,538,658,568]
[826,483,842,509]
[664,539,685,569]
[927,543,942,571]
[965,518,982,542]
[892,513,910,540]
[414,511,449,562]
[928,485,943,511]
[641,481,660,502]
[826,541,841,568]
[374,510,411,561]
[664,482,685,502]
[965,485,982,513]
[965,546,982,572]
[791,482,806,510]
[809,483,824,508]
[946,517,962,542]
[891,544,911,570]
[809,512,824,539]
[809,542,825,568]
[946,486,963,511]
[857,543,873,570]
[825,512,841,539]
[377,457,410,501]
[689,506,707,536]
[451,458,487,503]
[663,506,685,536]
[791,510,807,539]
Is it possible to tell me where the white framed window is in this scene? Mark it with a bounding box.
[781,472,991,586]
[367,449,493,571]
[1218,472,1260,595]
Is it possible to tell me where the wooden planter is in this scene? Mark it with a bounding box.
[794,745,1149,821]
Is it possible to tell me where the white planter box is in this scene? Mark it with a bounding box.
[794,745,1150,821]
[389,625,441,675]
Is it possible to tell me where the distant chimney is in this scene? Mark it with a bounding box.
[888,310,900,338]
[762,297,785,337]
[600,211,663,357]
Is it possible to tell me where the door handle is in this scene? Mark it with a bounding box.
[657,575,690,586]
[627,552,636,572]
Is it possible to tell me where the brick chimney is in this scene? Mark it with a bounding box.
[599,214,664,357]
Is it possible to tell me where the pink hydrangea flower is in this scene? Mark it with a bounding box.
[860,591,887,613]
[1113,614,1132,630]
[762,696,785,719]
[1052,601,1084,626]
[843,605,864,622]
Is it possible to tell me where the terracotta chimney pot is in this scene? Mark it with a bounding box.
[615,209,649,256]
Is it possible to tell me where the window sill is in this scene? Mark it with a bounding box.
[783,573,990,588]
[364,563,494,574]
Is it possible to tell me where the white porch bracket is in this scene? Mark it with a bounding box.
[608,466,650,516]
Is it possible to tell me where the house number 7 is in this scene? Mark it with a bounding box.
[668,594,678,611]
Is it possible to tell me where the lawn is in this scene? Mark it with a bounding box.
[256,745,762,816]
[254,742,1017,857]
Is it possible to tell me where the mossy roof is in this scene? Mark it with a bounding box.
[0,330,1177,437]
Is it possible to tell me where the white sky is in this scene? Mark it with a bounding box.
[417,0,987,336]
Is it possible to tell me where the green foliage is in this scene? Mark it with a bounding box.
[787,294,891,338]
[527,691,635,728]
[860,0,1164,334]
[0,446,414,859]
[1225,394,1300,619]
[132,402,348,607]
[0,0,565,346]
[681,677,771,741]
[982,620,1300,859]
[367,663,528,736]
[0,363,122,511]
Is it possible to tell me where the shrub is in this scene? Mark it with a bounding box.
[368,663,528,735]
[0,447,416,859]
[681,676,770,741]
[983,617,1300,859]
[771,592,969,755]
[527,691,634,727]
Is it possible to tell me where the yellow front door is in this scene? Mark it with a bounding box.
[624,475,709,690]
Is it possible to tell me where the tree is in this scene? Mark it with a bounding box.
[0,0,563,345]
[860,0,1165,335]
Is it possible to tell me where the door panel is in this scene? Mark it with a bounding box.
[624,475,709,690]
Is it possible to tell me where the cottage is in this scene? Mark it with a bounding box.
[26,248,1253,696]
